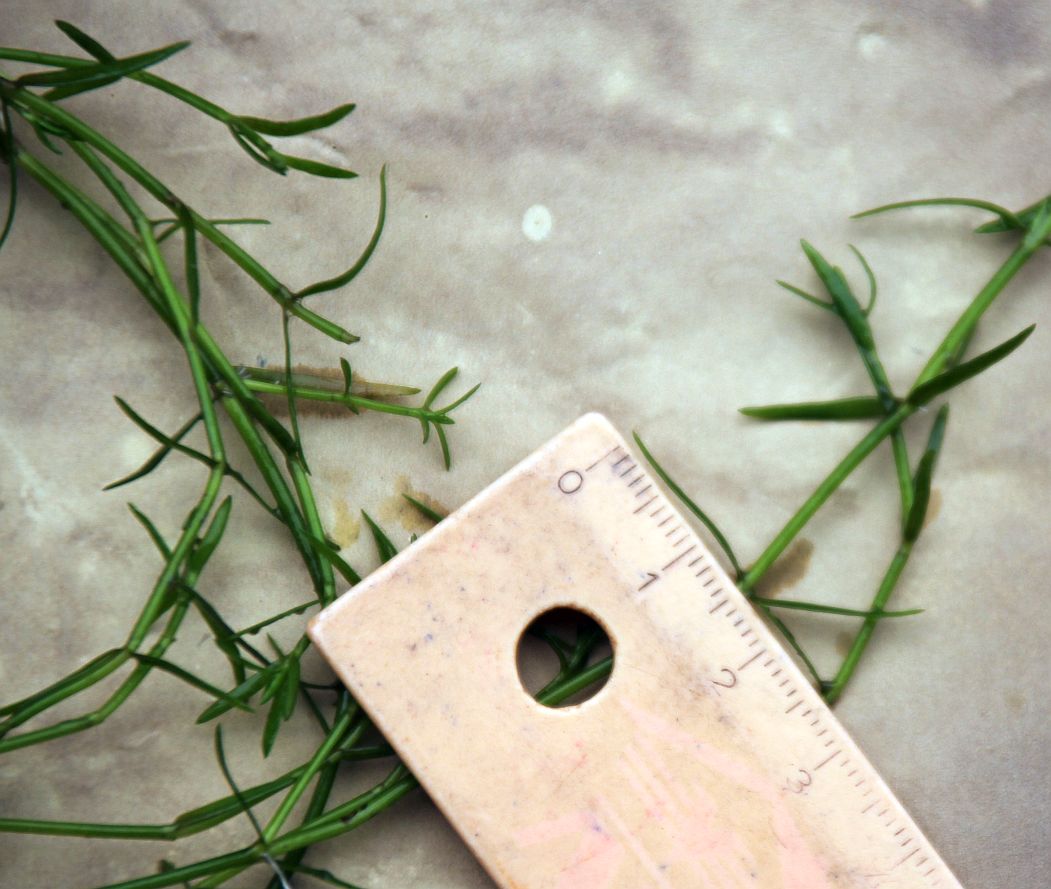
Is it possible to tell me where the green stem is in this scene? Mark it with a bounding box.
[242,378,454,424]
[824,542,913,704]
[741,405,913,591]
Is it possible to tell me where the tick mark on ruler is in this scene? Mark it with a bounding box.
[709,599,728,614]
[785,700,803,714]
[634,484,653,498]
[739,650,765,670]
[618,463,637,477]
[657,515,673,528]
[627,476,644,488]
[664,525,681,537]
[586,446,620,471]
[895,848,918,868]
[663,546,695,571]
[814,750,840,770]
[633,496,657,514]
[650,505,666,518]
[611,454,630,468]
[688,556,704,567]
[672,533,690,546]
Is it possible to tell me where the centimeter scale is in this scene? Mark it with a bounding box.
[309,414,964,889]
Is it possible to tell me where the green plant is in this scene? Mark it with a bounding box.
[1,20,1048,889]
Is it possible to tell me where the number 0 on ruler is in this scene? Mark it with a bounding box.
[310,414,963,889]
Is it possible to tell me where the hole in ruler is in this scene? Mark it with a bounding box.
[515,607,613,708]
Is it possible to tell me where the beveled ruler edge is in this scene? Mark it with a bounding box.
[309,413,965,889]
[308,412,606,640]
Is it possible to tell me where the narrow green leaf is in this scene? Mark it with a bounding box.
[420,367,459,443]
[848,244,878,315]
[402,493,447,523]
[279,658,300,720]
[435,423,452,470]
[187,497,232,576]
[438,381,481,414]
[196,665,275,723]
[55,20,116,62]
[262,694,285,757]
[296,164,385,297]
[238,103,355,137]
[852,196,1020,229]
[361,511,398,562]
[1022,200,1051,251]
[214,726,269,848]
[306,534,362,585]
[775,279,834,311]
[904,406,949,542]
[975,194,1051,234]
[231,601,316,639]
[751,596,923,618]
[23,42,191,100]
[281,154,357,179]
[173,767,301,835]
[128,503,172,560]
[339,358,353,395]
[0,648,125,718]
[908,325,1035,407]
[130,654,252,712]
[104,410,202,490]
[188,592,247,685]
[633,432,742,578]
[740,396,886,421]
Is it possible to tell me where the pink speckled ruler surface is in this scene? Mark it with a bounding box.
[309,414,964,889]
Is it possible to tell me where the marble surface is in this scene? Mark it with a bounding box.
[2,2,1049,887]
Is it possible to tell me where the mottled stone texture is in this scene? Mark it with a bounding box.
[1,2,1048,887]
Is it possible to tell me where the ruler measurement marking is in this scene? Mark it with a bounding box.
[896,848,918,868]
[321,423,962,889]
[586,446,620,471]
[633,496,658,514]
[814,750,841,770]
[739,650,765,670]
[606,437,956,889]
[662,546,696,571]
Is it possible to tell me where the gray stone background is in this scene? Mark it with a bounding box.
[2,2,1049,887]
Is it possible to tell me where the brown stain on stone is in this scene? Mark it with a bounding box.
[379,475,450,534]
[330,499,361,548]
[1005,691,1026,715]
[753,538,814,598]
[835,630,854,659]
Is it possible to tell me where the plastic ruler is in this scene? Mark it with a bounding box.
[309,413,964,889]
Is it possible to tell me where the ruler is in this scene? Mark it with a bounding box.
[309,414,963,889]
